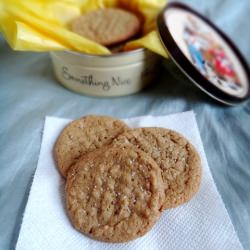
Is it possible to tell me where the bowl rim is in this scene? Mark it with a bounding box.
[60,48,149,59]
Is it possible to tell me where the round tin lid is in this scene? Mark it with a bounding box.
[157,2,250,105]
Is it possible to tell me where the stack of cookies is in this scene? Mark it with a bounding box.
[70,8,141,53]
[54,115,201,243]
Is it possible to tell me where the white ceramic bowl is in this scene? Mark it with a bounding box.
[50,49,161,97]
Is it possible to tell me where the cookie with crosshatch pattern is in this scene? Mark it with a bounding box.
[112,127,202,209]
[54,115,129,178]
[65,146,165,242]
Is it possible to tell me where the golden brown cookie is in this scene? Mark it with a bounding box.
[71,8,141,46]
[113,128,202,209]
[54,115,129,178]
[65,146,165,243]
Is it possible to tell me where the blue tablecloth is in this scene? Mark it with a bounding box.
[0,0,249,249]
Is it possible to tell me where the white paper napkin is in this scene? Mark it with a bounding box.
[16,111,243,250]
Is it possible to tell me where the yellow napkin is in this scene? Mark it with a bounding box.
[0,0,167,57]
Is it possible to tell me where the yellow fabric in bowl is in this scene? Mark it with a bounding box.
[0,0,168,57]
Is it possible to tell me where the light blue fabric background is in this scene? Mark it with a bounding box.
[0,0,249,249]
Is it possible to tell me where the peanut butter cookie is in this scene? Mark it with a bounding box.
[65,146,165,242]
[54,115,129,178]
[113,128,202,209]
[71,8,141,46]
